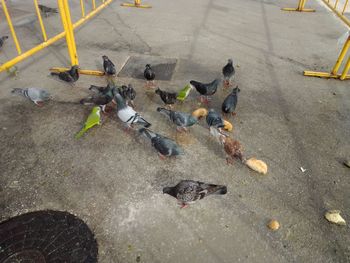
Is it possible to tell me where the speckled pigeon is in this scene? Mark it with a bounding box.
[163,180,227,208]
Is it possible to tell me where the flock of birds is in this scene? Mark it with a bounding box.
[3,3,267,208]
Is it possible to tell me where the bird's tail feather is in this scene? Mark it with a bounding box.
[89,85,103,93]
[202,184,227,195]
[137,117,151,128]
[11,88,26,97]
[75,127,86,139]
[157,107,171,118]
[139,128,155,139]
[80,97,94,105]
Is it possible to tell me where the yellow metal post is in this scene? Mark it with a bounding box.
[1,0,22,54]
[58,0,79,66]
[332,35,350,74]
[34,0,48,42]
[80,0,86,17]
[121,0,151,8]
[282,0,315,12]
[63,0,78,66]
[92,0,96,9]
[334,0,340,9]
[342,0,349,14]
[340,56,350,80]
[50,67,104,76]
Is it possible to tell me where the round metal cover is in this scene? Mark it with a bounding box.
[0,210,98,263]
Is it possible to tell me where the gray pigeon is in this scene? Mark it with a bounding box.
[222,59,235,87]
[157,107,197,132]
[139,128,184,159]
[163,180,227,208]
[222,86,240,115]
[206,109,224,129]
[190,79,220,104]
[114,93,151,129]
[12,88,51,106]
[0,36,8,49]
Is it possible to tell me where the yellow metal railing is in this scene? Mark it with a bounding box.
[0,0,114,74]
[304,34,350,80]
[282,0,350,26]
[321,0,350,27]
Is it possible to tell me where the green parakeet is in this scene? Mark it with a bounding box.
[75,106,101,139]
[176,84,193,102]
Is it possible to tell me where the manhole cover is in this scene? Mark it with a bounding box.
[118,56,177,81]
[0,210,98,263]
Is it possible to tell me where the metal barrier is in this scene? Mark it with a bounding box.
[304,33,350,80]
[321,0,350,27]
[121,0,151,8]
[0,0,113,75]
[282,0,315,12]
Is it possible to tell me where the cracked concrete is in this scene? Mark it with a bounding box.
[1,0,350,262]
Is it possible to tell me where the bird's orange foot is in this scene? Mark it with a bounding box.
[180,203,188,209]
[158,153,166,160]
[226,157,234,165]
[35,101,44,107]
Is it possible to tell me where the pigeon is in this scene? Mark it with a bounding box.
[222,86,240,116]
[50,65,79,83]
[80,94,113,112]
[11,88,51,106]
[139,128,184,159]
[0,36,9,49]
[222,59,235,88]
[89,83,116,98]
[38,4,58,17]
[114,93,151,129]
[118,84,136,108]
[177,84,193,102]
[144,64,155,88]
[220,135,244,165]
[75,106,101,139]
[102,55,116,76]
[206,109,224,129]
[157,107,197,132]
[155,88,177,108]
[190,79,220,103]
[163,180,227,208]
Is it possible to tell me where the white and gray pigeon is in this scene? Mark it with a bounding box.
[11,88,51,106]
[163,180,227,208]
[157,107,197,132]
[114,93,151,128]
[139,128,184,159]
